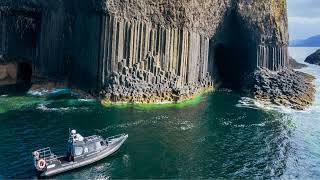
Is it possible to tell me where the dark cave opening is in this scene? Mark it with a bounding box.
[0,62,33,94]
[210,10,256,90]
[17,62,32,84]
[213,43,252,89]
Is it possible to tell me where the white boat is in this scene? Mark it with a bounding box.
[32,129,128,177]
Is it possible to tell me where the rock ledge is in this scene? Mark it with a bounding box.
[305,49,320,65]
[247,68,315,110]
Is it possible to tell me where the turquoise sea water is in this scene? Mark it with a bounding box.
[0,47,319,179]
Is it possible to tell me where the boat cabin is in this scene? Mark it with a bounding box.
[67,130,107,161]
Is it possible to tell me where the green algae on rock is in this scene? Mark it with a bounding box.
[101,87,213,108]
[101,92,206,110]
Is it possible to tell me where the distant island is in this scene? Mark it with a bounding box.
[290,35,320,47]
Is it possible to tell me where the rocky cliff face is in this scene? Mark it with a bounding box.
[247,67,315,110]
[0,0,289,104]
[305,49,320,65]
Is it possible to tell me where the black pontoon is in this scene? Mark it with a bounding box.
[32,130,128,177]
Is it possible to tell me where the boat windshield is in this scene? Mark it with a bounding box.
[74,146,83,156]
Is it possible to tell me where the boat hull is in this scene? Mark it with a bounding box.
[40,134,128,177]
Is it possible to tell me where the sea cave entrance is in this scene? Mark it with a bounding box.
[17,62,32,84]
[0,62,32,94]
[209,10,256,90]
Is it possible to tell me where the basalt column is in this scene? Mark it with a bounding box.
[256,44,288,71]
[100,16,213,103]
[68,12,102,89]
[0,12,8,59]
[36,10,65,80]
[0,11,40,64]
[0,9,40,89]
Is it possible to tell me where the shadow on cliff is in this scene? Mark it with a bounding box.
[209,9,256,91]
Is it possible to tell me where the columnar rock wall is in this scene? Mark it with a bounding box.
[100,16,213,103]
[36,10,65,79]
[0,0,290,103]
[0,11,39,64]
[100,16,211,86]
[0,13,7,56]
[256,45,288,71]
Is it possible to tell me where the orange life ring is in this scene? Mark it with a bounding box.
[37,159,46,170]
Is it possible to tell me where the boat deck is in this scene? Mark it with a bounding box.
[57,156,70,164]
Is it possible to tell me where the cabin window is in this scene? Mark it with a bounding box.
[87,143,95,153]
[74,146,83,156]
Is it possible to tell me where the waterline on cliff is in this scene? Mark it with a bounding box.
[101,88,213,110]
[0,89,206,114]
[36,103,90,112]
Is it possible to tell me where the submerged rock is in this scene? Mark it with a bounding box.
[246,68,315,110]
[305,49,320,65]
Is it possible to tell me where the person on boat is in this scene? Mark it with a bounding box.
[67,129,84,161]
[71,129,84,142]
[67,143,74,162]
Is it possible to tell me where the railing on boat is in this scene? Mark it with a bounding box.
[85,135,101,142]
[69,135,102,142]
[106,134,126,142]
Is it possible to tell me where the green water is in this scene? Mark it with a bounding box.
[0,47,320,179]
[0,91,291,179]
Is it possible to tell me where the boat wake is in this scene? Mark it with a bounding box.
[36,103,90,112]
[221,120,266,128]
[179,121,195,131]
[96,115,195,133]
[96,119,158,133]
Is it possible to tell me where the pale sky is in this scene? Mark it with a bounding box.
[288,0,320,40]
